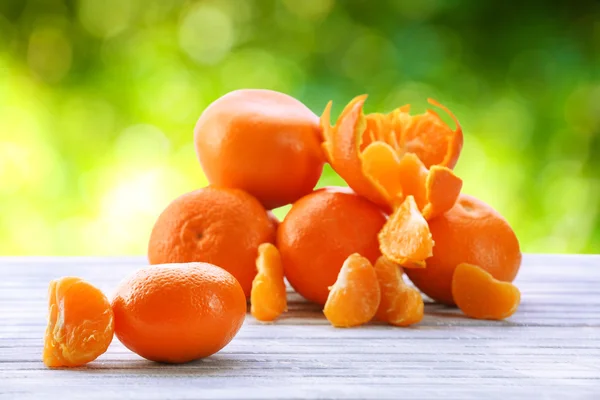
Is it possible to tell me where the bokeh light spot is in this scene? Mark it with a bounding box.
[282,0,335,20]
[178,3,235,65]
[220,49,305,94]
[27,26,72,83]
[78,0,134,38]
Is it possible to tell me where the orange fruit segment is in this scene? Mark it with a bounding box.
[321,95,463,215]
[421,165,464,220]
[323,253,381,328]
[452,263,521,320]
[374,257,424,326]
[378,196,434,268]
[251,243,288,322]
[360,141,403,205]
[43,277,114,368]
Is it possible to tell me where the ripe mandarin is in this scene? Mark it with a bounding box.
[405,194,522,305]
[277,187,386,305]
[111,263,246,364]
[194,89,324,209]
[147,186,276,297]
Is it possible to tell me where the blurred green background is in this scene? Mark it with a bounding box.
[1,0,598,255]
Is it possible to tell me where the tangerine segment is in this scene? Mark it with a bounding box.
[452,263,520,320]
[321,95,463,211]
[378,196,434,268]
[421,166,463,220]
[43,277,114,368]
[395,153,429,209]
[374,257,424,326]
[251,243,288,322]
[361,147,462,218]
[360,141,403,205]
[323,254,381,328]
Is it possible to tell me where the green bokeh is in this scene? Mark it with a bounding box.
[0,0,598,255]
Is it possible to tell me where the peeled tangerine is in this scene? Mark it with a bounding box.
[43,277,114,367]
[374,257,424,327]
[251,243,288,322]
[452,263,520,320]
[320,95,463,218]
[324,254,381,328]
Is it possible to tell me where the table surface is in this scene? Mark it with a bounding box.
[1,255,599,399]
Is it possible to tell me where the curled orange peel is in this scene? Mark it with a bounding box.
[320,95,464,218]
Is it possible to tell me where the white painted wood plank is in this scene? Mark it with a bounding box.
[0,255,599,399]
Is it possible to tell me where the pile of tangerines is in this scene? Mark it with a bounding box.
[43,89,521,368]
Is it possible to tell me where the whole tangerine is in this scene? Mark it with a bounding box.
[147,186,275,297]
[194,89,324,210]
[277,187,387,305]
[111,262,246,364]
[405,194,522,305]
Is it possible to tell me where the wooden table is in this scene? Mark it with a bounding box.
[1,255,599,399]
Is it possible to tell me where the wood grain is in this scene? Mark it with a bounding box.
[0,254,599,399]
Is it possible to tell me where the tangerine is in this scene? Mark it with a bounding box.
[277,187,386,305]
[147,186,276,297]
[405,194,522,305]
[111,262,246,363]
[321,95,463,216]
[194,89,324,210]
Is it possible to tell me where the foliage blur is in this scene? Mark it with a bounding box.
[0,0,598,255]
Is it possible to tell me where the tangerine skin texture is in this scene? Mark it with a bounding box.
[406,194,522,305]
[194,89,324,210]
[43,277,114,367]
[277,187,387,305]
[147,186,276,297]
[111,263,246,364]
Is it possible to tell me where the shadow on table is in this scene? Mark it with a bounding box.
[58,354,250,374]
